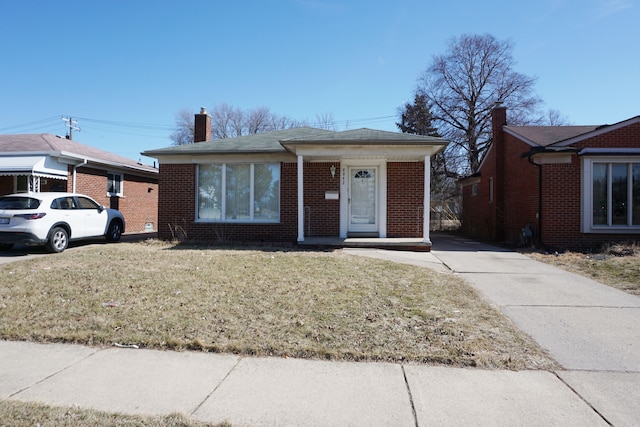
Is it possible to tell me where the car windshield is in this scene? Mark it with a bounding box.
[0,196,42,210]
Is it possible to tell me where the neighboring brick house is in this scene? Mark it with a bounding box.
[460,106,640,250]
[0,134,159,233]
[142,109,448,249]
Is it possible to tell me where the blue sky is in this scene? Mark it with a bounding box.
[1,0,637,165]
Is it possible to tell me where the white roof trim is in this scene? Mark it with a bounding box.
[579,148,640,156]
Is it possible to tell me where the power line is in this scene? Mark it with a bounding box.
[0,113,400,140]
[0,116,61,133]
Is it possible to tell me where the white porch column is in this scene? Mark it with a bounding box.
[423,154,431,244]
[297,155,304,242]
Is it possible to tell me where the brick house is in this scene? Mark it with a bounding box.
[0,134,159,233]
[459,106,640,250]
[142,109,448,249]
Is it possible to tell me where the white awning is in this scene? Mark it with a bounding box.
[0,156,68,179]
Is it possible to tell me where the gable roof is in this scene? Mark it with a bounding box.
[0,134,157,174]
[143,127,449,158]
[504,115,640,148]
[143,127,335,156]
[550,115,640,147]
[503,126,599,147]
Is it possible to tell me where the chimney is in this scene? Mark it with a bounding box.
[491,103,507,143]
[194,107,212,143]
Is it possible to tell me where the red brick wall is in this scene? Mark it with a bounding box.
[387,162,424,237]
[502,134,540,244]
[157,162,299,243]
[461,146,498,240]
[303,162,340,236]
[71,166,158,234]
[541,122,640,250]
[463,119,640,250]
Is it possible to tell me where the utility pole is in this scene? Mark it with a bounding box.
[61,116,80,139]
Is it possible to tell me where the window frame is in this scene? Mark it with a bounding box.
[581,156,640,233]
[107,172,124,197]
[196,162,281,223]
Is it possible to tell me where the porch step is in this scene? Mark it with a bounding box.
[298,237,431,252]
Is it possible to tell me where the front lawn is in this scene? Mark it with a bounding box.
[526,243,640,296]
[0,240,556,369]
[0,399,224,427]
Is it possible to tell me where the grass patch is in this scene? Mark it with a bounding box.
[526,242,640,295]
[0,241,556,369]
[0,399,228,427]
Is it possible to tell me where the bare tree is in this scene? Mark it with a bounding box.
[417,33,542,174]
[543,109,572,126]
[171,103,307,144]
[170,109,195,145]
[246,106,271,134]
[211,103,243,139]
[314,112,337,130]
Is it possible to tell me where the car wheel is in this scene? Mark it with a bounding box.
[106,221,122,242]
[0,243,14,251]
[46,227,69,253]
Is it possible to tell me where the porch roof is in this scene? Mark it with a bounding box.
[0,155,68,179]
[281,128,447,145]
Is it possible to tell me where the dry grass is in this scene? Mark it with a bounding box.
[526,242,640,295]
[0,399,228,427]
[0,240,556,369]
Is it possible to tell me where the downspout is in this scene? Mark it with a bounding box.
[72,159,87,193]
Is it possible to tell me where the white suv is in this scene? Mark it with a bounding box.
[0,192,125,253]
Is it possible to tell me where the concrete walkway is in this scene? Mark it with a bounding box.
[2,233,640,425]
[0,340,618,426]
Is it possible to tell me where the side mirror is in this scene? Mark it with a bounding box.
[98,205,105,213]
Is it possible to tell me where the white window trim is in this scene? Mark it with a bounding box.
[195,163,280,223]
[107,172,124,197]
[581,156,640,233]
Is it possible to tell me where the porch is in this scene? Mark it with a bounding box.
[297,236,432,252]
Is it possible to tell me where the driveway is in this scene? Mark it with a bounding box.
[429,232,640,372]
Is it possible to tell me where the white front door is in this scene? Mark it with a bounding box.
[348,167,378,234]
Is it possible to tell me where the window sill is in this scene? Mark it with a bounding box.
[585,226,640,234]
[195,219,280,225]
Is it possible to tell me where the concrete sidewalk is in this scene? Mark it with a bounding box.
[2,233,640,425]
[0,340,625,426]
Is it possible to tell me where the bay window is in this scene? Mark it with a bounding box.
[197,163,280,222]
[583,157,640,232]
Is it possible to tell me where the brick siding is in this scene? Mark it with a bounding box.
[71,166,158,234]
[303,162,340,236]
[157,160,429,244]
[157,163,299,243]
[462,114,640,250]
[387,162,424,237]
